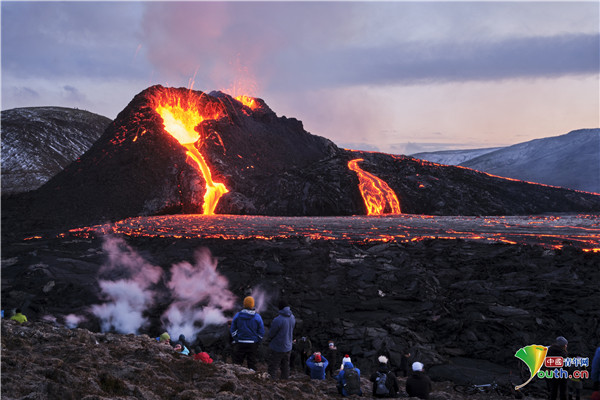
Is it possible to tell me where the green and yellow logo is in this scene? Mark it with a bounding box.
[514,344,548,390]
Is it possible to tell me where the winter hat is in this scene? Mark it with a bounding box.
[378,355,388,364]
[314,353,322,362]
[329,341,335,348]
[412,361,424,371]
[555,336,568,346]
[159,332,170,342]
[243,296,255,309]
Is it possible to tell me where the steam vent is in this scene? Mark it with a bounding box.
[20,85,600,229]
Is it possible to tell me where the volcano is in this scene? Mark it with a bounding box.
[5,85,600,232]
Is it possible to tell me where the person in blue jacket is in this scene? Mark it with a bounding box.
[267,299,296,379]
[306,352,329,380]
[592,346,600,391]
[230,296,264,371]
[336,361,363,396]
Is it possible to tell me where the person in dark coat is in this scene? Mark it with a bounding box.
[395,350,411,377]
[230,296,264,371]
[298,336,312,371]
[323,340,339,379]
[547,336,569,400]
[406,362,432,400]
[267,300,296,379]
[370,355,400,398]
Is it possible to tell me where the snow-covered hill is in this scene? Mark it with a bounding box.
[1,107,111,194]
[411,129,600,193]
[461,129,599,193]
[411,147,502,166]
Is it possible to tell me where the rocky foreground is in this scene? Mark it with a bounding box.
[2,232,599,395]
[2,319,539,400]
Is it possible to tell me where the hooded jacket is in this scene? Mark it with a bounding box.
[406,370,432,400]
[230,309,265,343]
[370,363,400,397]
[268,306,295,352]
[336,361,363,396]
[306,354,329,380]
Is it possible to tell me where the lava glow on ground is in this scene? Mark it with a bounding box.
[60,214,600,252]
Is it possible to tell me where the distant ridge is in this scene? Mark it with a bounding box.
[1,107,112,194]
[411,147,502,166]
[412,129,600,193]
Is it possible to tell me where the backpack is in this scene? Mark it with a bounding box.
[375,371,390,395]
[344,367,361,395]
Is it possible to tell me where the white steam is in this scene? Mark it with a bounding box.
[161,248,236,342]
[89,237,237,342]
[249,286,271,314]
[90,237,163,334]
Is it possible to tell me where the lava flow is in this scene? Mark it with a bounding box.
[348,158,401,215]
[152,89,229,215]
[235,95,259,110]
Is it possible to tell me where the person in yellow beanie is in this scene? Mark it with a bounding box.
[230,296,264,371]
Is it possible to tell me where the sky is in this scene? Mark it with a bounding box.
[1,1,599,154]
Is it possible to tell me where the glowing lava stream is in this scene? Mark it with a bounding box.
[348,158,401,215]
[235,95,259,110]
[155,102,228,215]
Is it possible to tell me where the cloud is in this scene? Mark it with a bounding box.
[1,2,147,80]
[62,85,87,104]
[271,33,599,92]
[135,2,599,95]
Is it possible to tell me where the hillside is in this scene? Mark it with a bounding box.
[411,129,600,193]
[461,129,600,193]
[411,148,502,166]
[1,318,540,400]
[1,107,111,194]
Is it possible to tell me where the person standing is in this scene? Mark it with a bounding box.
[547,336,569,400]
[267,300,296,379]
[323,340,339,379]
[396,349,411,377]
[298,336,312,371]
[230,296,264,371]
[406,361,432,400]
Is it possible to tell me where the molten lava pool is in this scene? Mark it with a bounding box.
[61,214,600,251]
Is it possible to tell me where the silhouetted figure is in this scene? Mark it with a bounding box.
[267,300,295,379]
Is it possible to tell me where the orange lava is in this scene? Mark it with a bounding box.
[348,158,401,215]
[151,89,228,215]
[235,95,259,110]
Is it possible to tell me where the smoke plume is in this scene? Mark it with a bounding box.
[88,237,237,342]
[161,248,236,342]
[90,237,163,334]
